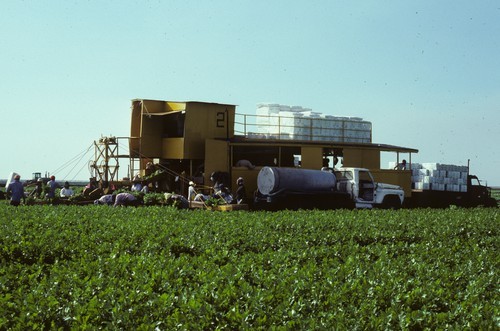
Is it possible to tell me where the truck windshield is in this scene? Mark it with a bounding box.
[470,177,481,186]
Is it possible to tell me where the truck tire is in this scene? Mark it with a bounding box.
[485,197,498,208]
[382,195,401,209]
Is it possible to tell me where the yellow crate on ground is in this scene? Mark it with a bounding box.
[215,204,249,212]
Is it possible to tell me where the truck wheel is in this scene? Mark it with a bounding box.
[486,198,498,208]
[382,196,401,209]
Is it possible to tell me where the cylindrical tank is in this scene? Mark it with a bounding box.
[257,167,336,195]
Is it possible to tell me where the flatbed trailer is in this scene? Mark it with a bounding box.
[405,174,497,208]
[407,190,497,208]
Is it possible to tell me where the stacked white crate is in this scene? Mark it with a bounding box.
[320,115,341,141]
[357,121,372,142]
[256,103,280,137]
[292,107,310,140]
[255,103,372,143]
[279,110,304,140]
[389,162,468,192]
[346,117,373,142]
[302,111,322,140]
[345,117,360,142]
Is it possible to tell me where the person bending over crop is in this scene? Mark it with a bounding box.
[165,193,189,209]
[114,192,140,207]
[94,194,115,205]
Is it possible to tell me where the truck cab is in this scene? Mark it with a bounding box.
[465,175,497,207]
[335,168,405,209]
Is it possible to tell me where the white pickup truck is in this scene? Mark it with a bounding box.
[335,167,404,209]
[255,166,405,210]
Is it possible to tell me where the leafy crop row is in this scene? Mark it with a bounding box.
[0,206,498,329]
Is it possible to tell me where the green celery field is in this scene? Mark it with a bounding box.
[0,205,498,330]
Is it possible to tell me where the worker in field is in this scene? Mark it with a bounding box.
[165,192,189,209]
[85,177,98,191]
[131,179,143,192]
[233,177,247,204]
[145,161,156,177]
[6,174,25,206]
[114,192,141,207]
[60,181,74,198]
[29,178,44,198]
[394,159,407,170]
[94,194,115,205]
[83,177,104,199]
[188,181,197,201]
[210,171,231,191]
[215,186,233,204]
[46,175,60,199]
[140,180,149,194]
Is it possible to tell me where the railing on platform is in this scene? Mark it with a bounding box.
[234,113,372,143]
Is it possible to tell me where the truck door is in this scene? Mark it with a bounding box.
[468,175,488,204]
[356,170,375,206]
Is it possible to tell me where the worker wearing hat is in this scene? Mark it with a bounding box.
[46,175,59,199]
[188,181,197,201]
[234,177,247,204]
[60,181,74,198]
[6,174,25,206]
[29,177,44,198]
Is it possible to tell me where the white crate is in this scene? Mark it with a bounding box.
[433,184,445,191]
[422,163,439,170]
[419,169,429,176]
[412,175,424,182]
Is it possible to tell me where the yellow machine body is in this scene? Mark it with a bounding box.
[129,99,417,198]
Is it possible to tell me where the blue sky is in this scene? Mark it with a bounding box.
[2,1,499,185]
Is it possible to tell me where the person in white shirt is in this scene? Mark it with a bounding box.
[188,181,197,201]
[60,181,74,198]
[94,194,114,205]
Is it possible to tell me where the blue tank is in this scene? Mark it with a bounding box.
[257,167,337,195]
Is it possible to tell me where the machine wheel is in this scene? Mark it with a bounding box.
[382,195,402,209]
